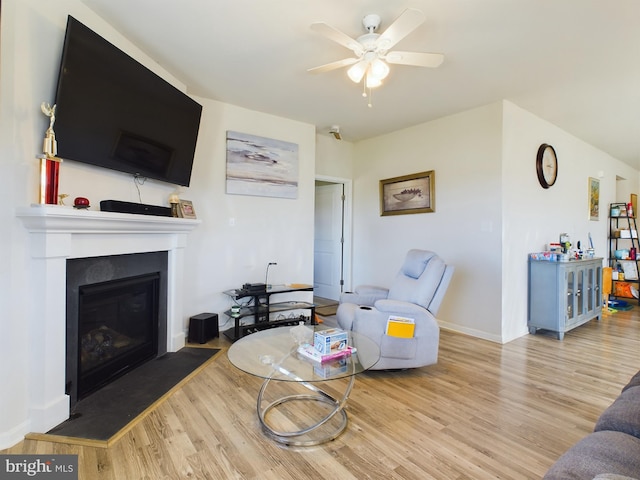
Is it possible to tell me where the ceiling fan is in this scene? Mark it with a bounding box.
[308,8,444,104]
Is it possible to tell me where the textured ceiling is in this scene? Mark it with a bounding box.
[82,0,640,168]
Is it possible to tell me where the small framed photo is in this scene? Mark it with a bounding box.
[588,177,599,221]
[179,200,197,219]
[380,170,435,216]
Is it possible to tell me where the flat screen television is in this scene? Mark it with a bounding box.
[53,16,202,187]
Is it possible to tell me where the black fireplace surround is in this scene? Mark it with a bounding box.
[66,252,168,407]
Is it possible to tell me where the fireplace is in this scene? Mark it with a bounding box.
[66,252,168,406]
[17,204,200,435]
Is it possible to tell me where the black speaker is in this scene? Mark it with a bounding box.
[188,313,219,344]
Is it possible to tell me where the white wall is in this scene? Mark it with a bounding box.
[352,103,505,341]
[349,100,640,344]
[501,101,639,342]
[315,134,354,180]
[0,0,315,449]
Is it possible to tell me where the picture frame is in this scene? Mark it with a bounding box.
[631,193,637,218]
[380,170,435,216]
[588,177,599,221]
[178,199,197,219]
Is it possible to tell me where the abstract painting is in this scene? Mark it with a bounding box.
[226,131,299,199]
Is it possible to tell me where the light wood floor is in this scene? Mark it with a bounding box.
[3,307,639,479]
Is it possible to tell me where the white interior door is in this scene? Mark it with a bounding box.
[314,183,344,300]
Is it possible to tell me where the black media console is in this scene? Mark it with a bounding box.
[222,284,316,341]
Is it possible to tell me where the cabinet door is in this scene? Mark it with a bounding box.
[575,265,585,320]
[562,265,576,325]
[594,264,602,311]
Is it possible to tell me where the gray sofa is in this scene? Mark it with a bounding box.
[544,371,640,479]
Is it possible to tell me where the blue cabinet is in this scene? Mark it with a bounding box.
[528,258,603,339]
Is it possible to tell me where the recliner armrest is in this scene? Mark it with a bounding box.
[340,285,389,306]
[374,299,430,316]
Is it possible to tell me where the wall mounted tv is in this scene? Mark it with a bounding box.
[53,16,202,187]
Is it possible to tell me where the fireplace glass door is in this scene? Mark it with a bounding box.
[77,272,160,399]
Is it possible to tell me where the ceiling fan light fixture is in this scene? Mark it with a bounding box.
[369,58,390,80]
[365,74,382,89]
[347,61,368,83]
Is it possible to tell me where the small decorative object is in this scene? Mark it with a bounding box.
[179,199,197,219]
[73,197,90,209]
[588,177,599,221]
[38,102,63,205]
[290,321,313,346]
[168,193,180,218]
[58,193,69,206]
[380,170,435,216]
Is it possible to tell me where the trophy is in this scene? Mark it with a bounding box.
[39,102,63,204]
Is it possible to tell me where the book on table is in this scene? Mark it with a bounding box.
[297,343,355,363]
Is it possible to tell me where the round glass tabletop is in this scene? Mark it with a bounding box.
[227,325,380,382]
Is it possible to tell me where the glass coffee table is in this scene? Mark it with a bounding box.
[227,325,380,446]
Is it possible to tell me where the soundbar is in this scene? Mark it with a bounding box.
[100,200,172,217]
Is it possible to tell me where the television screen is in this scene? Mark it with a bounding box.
[53,16,202,186]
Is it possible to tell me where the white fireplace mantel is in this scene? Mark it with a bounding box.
[16,204,200,434]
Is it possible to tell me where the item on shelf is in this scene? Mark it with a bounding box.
[559,233,571,253]
[548,242,563,253]
[615,249,630,260]
[73,197,90,209]
[169,193,180,218]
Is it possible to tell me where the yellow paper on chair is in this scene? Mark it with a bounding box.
[386,315,415,338]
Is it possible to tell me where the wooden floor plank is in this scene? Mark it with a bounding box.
[2,308,639,479]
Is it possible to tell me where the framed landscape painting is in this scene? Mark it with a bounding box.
[380,170,435,216]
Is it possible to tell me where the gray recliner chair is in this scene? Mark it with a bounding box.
[337,250,454,370]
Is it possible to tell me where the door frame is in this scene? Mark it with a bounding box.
[314,175,353,295]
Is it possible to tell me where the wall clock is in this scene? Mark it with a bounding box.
[536,143,558,188]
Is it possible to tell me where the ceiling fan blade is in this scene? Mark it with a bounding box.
[307,57,359,74]
[310,22,362,54]
[385,51,444,68]
[377,8,425,51]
